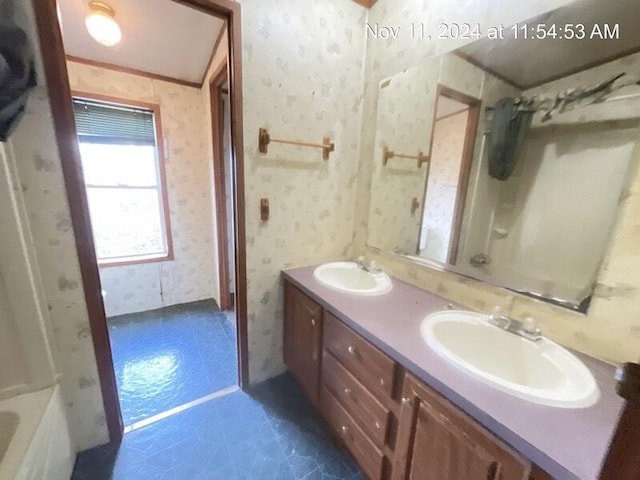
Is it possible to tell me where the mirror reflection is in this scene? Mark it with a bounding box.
[366,1,640,310]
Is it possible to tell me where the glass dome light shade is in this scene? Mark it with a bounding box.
[85,2,121,47]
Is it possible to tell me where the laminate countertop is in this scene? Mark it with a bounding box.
[283,266,624,480]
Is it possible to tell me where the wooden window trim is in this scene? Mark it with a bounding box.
[72,91,174,268]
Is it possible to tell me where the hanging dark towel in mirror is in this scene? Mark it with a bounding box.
[487,98,534,181]
[0,1,36,142]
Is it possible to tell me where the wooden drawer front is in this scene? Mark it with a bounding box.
[322,351,390,447]
[321,387,384,480]
[324,312,395,400]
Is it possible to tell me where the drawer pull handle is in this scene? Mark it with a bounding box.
[379,378,385,386]
[375,421,381,430]
[344,388,352,395]
[311,318,317,326]
[347,345,356,355]
[341,425,349,435]
[402,397,412,406]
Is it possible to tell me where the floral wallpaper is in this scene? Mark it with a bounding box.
[66,61,220,317]
[367,62,435,254]
[355,0,640,365]
[11,88,108,449]
[365,53,499,255]
[238,0,368,383]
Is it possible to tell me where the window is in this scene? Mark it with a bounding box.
[73,96,172,266]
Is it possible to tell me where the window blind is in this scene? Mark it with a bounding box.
[72,98,156,146]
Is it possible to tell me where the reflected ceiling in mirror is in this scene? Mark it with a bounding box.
[365,0,640,310]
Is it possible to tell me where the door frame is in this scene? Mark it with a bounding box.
[416,84,480,264]
[31,0,249,443]
[209,63,233,311]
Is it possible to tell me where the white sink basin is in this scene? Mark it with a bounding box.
[421,311,600,408]
[313,262,392,296]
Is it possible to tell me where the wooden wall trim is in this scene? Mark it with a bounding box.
[31,0,124,443]
[66,55,202,89]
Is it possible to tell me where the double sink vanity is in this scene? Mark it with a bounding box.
[282,262,623,480]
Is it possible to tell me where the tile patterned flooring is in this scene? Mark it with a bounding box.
[73,299,364,479]
[72,374,364,479]
[108,299,237,426]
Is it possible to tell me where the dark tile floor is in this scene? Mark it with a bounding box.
[108,299,237,426]
[72,373,364,480]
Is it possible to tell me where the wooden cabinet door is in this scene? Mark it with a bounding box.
[393,374,530,480]
[283,282,323,403]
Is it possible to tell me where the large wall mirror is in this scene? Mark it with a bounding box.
[366,0,640,311]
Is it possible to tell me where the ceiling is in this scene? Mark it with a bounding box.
[456,0,640,89]
[58,0,225,85]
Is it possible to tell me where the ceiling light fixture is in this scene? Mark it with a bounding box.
[85,1,122,47]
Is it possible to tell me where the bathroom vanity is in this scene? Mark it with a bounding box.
[282,266,623,480]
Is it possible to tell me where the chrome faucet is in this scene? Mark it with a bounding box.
[487,307,542,342]
[356,256,382,274]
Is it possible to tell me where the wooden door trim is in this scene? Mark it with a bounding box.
[31,0,123,442]
[209,62,232,310]
[31,0,249,444]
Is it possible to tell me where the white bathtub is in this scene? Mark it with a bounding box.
[0,386,74,480]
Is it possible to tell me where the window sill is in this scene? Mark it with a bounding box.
[98,252,173,268]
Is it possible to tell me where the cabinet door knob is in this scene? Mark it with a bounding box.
[347,345,356,355]
[311,318,317,326]
[341,425,348,434]
[344,388,352,395]
[375,421,381,430]
[379,378,385,386]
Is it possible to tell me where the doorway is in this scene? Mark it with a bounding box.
[33,0,248,441]
[210,67,236,312]
[418,86,480,265]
